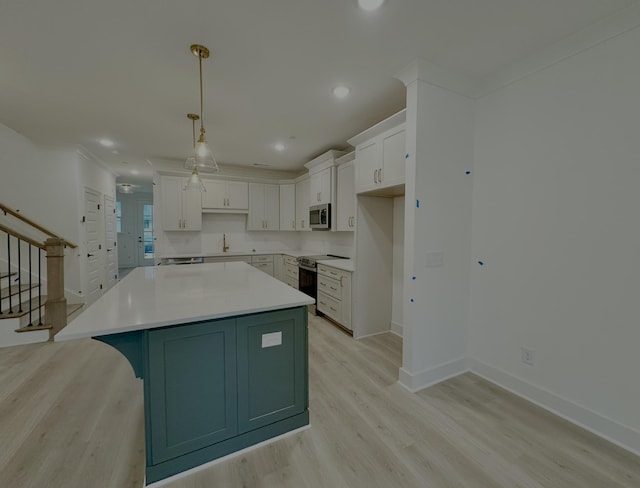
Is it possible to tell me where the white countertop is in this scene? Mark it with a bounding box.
[159,249,317,260]
[319,259,354,272]
[56,262,314,341]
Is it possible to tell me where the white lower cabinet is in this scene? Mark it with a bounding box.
[283,255,299,289]
[317,264,352,331]
[251,255,274,276]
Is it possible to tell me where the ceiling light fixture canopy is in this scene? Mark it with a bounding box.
[184,44,219,173]
[184,113,207,192]
[358,0,384,11]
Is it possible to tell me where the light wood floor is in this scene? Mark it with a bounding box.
[1,314,639,487]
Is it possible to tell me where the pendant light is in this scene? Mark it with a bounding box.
[184,113,207,192]
[184,44,219,173]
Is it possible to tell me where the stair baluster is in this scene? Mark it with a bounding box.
[28,243,33,327]
[17,238,23,313]
[38,248,43,326]
[6,233,12,314]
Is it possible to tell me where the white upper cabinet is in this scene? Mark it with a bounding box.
[279,183,296,231]
[160,176,202,231]
[304,150,345,230]
[201,180,248,212]
[295,177,311,231]
[348,109,406,196]
[336,153,356,231]
[248,183,280,231]
[310,167,332,205]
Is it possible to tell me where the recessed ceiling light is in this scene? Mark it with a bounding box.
[130,169,140,175]
[111,150,119,155]
[274,143,285,151]
[358,0,384,11]
[99,138,115,147]
[333,85,350,99]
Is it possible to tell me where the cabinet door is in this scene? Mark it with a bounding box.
[201,180,227,209]
[236,308,307,433]
[264,184,280,230]
[279,184,296,231]
[181,182,202,231]
[295,178,311,231]
[146,320,238,465]
[247,183,265,230]
[227,182,249,210]
[161,176,183,231]
[355,139,379,194]
[336,163,355,231]
[380,126,405,188]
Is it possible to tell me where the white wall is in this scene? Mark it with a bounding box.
[469,25,640,447]
[391,196,405,335]
[398,64,475,391]
[0,123,116,298]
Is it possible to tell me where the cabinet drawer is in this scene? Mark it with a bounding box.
[285,276,299,290]
[284,263,299,280]
[251,255,273,264]
[251,262,274,276]
[317,264,348,282]
[317,274,341,300]
[317,292,341,323]
[283,255,299,267]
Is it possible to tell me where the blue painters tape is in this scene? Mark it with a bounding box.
[416,199,420,208]
[478,261,484,266]
[465,170,471,175]
[410,298,415,303]
[412,276,416,280]
[405,153,409,159]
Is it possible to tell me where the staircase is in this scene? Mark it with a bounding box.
[0,203,83,347]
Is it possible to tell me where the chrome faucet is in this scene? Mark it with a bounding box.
[223,233,230,253]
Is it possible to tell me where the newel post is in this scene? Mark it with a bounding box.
[45,238,67,340]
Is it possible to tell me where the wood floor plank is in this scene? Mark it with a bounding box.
[1,314,639,487]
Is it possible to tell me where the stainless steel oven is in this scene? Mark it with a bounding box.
[309,204,330,230]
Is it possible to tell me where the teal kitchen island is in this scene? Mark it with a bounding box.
[56,262,314,485]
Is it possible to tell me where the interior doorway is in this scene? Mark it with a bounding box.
[84,187,105,305]
[117,192,154,274]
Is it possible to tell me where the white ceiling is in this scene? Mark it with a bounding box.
[1,0,636,185]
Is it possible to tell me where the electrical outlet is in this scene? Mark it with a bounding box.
[521,347,534,366]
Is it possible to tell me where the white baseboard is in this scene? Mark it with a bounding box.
[467,358,640,457]
[390,321,403,337]
[398,357,469,393]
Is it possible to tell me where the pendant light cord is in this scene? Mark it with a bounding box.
[199,52,204,134]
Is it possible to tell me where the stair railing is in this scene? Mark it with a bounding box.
[0,203,77,339]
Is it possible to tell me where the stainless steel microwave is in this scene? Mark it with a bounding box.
[309,203,330,230]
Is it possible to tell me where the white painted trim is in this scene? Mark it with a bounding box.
[394,59,477,98]
[145,424,311,487]
[477,3,640,98]
[468,358,640,457]
[398,357,469,393]
[353,329,391,340]
[390,321,403,337]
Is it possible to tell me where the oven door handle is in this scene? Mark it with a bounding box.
[299,264,316,272]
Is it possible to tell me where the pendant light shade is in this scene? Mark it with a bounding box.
[184,113,207,192]
[184,44,219,173]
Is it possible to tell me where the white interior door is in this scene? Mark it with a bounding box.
[84,188,104,304]
[136,199,155,267]
[104,195,117,289]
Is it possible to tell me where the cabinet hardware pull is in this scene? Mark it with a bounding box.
[330,306,337,312]
[374,169,377,184]
[378,168,382,182]
[330,286,337,291]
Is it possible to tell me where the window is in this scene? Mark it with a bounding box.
[143,203,154,259]
[116,201,122,233]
